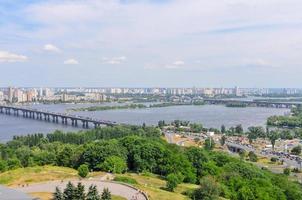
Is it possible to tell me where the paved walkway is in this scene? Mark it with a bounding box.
[15,179,146,200]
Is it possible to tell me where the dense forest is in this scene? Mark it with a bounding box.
[0,125,302,199]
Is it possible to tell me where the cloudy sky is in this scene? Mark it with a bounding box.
[0,0,302,87]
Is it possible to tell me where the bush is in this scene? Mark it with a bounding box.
[7,158,21,170]
[270,157,278,163]
[0,160,7,172]
[192,176,220,200]
[166,173,180,192]
[283,168,291,176]
[248,151,258,162]
[113,176,138,185]
[78,164,89,178]
[291,145,302,155]
[292,168,301,173]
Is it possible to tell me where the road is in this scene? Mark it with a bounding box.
[16,179,147,200]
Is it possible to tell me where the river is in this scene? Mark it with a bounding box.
[0,103,288,142]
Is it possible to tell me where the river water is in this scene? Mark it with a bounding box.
[0,103,288,142]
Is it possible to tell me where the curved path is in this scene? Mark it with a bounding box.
[15,179,147,200]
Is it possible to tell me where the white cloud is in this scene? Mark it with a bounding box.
[43,44,61,53]
[173,60,185,66]
[164,60,185,69]
[240,58,276,69]
[64,58,79,65]
[0,51,28,62]
[2,0,302,86]
[102,56,127,65]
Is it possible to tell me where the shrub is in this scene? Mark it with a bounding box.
[270,157,278,162]
[283,168,291,176]
[248,151,258,162]
[0,160,7,172]
[192,176,220,200]
[291,145,302,155]
[78,164,89,178]
[166,173,179,192]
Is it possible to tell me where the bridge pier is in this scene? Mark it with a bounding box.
[61,117,67,124]
[71,119,78,126]
[5,108,11,115]
[13,109,19,116]
[94,123,100,128]
[82,121,89,129]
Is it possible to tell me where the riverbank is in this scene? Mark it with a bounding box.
[68,103,147,111]
[68,102,204,112]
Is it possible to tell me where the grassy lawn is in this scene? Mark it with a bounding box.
[115,173,199,200]
[0,165,78,186]
[0,166,199,200]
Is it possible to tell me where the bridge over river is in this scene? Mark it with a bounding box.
[0,105,117,128]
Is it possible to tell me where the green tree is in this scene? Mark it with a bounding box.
[248,151,258,162]
[192,176,220,200]
[239,150,247,161]
[221,125,226,134]
[220,135,226,146]
[15,146,32,167]
[57,145,74,167]
[78,164,89,178]
[166,173,179,192]
[158,120,166,128]
[268,131,279,151]
[74,182,86,200]
[238,186,255,200]
[235,124,243,134]
[283,168,291,176]
[291,145,301,155]
[101,188,111,200]
[52,187,63,200]
[7,158,22,170]
[201,161,221,177]
[204,138,215,150]
[0,160,7,172]
[63,181,76,200]
[190,123,203,133]
[86,185,101,200]
[101,156,127,174]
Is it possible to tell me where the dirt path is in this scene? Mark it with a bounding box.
[15,179,146,200]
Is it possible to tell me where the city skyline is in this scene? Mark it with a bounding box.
[1,0,302,87]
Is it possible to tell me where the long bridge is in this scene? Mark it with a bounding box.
[204,99,302,108]
[0,105,117,128]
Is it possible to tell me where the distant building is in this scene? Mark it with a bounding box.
[234,86,241,96]
[8,87,14,103]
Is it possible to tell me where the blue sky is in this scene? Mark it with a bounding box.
[1,0,302,87]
